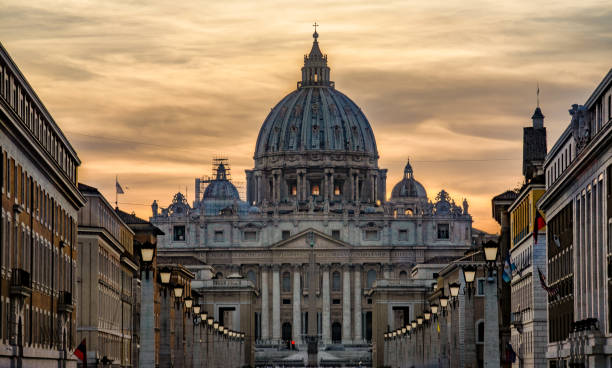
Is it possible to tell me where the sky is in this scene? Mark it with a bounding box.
[1,0,611,233]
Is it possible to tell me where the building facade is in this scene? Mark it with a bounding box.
[151,32,486,366]
[539,68,612,367]
[507,107,548,367]
[77,183,138,367]
[0,42,85,367]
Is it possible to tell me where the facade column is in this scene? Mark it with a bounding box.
[174,303,185,368]
[185,310,194,368]
[292,265,302,345]
[272,265,281,341]
[192,325,201,368]
[159,291,172,368]
[321,264,331,344]
[484,277,500,367]
[342,264,352,344]
[353,265,363,343]
[261,265,270,341]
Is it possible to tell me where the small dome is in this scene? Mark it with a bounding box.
[391,159,427,199]
[202,163,240,201]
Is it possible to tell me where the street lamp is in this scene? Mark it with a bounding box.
[424,310,431,324]
[462,265,477,298]
[160,268,172,285]
[417,316,423,326]
[184,296,193,309]
[449,282,460,308]
[140,242,155,279]
[411,320,417,329]
[193,305,201,315]
[483,241,499,278]
[173,286,184,298]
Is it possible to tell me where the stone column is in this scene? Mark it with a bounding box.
[272,265,281,341]
[342,265,352,344]
[184,310,194,368]
[321,264,331,344]
[484,277,500,367]
[463,288,477,367]
[292,265,302,345]
[139,271,155,368]
[192,325,201,368]
[353,265,363,343]
[261,266,270,341]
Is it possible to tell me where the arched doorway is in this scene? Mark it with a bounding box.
[331,322,342,343]
[282,322,292,343]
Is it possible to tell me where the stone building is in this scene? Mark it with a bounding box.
[152,31,484,366]
[539,68,612,367]
[0,42,85,367]
[507,107,548,367]
[77,183,139,367]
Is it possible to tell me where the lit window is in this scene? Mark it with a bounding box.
[311,184,320,196]
[291,185,297,196]
[334,185,341,196]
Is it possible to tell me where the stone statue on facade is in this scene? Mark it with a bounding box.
[569,104,591,152]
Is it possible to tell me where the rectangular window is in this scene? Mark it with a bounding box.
[282,298,291,305]
[477,279,485,296]
[364,230,378,241]
[282,230,291,240]
[243,231,257,242]
[173,225,185,241]
[331,230,340,240]
[214,230,224,242]
[437,224,450,239]
[332,299,341,305]
[398,229,408,241]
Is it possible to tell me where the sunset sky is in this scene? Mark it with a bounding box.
[1,0,611,233]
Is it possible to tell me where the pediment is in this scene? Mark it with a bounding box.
[270,229,351,250]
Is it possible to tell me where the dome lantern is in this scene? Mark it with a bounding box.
[300,27,332,88]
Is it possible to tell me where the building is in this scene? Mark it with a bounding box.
[0,42,85,367]
[151,31,488,366]
[507,107,548,367]
[539,68,612,367]
[77,183,139,367]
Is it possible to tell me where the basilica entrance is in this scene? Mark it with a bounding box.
[331,322,342,343]
[282,322,292,343]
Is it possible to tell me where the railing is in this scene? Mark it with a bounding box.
[10,268,32,297]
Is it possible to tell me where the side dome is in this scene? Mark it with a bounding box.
[391,160,427,199]
[202,163,240,201]
[254,32,378,158]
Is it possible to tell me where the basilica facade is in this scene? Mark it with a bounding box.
[151,31,482,365]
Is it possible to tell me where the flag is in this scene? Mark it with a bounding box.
[436,320,440,334]
[533,209,545,242]
[553,234,561,248]
[115,177,124,195]
[502,253,517,283]
[506,342,517,363]
[74,338,86,365]
[537,267,558,297]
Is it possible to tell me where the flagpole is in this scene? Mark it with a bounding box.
[115,175,118,208]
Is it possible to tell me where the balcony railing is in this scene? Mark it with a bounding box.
[58,291,73,313]
[10,268,32,297]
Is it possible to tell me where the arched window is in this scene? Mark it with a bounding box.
[332,271,341,291]
[282,272,291,292]
[404,208,414,216]
[366,270,376,289]
[399,271,408,280]
[247,270,256,286]
[477,321,484,343]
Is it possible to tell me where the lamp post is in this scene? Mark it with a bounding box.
[448,282,460,309]
[482,241,500,367]
[138,242,156,368]
[462,265,477,298]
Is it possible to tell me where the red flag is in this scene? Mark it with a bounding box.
[533,209,545,241]
[74,338,86,365]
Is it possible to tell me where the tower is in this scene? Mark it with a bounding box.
[522,106,547,182]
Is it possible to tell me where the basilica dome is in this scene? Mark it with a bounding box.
[254,32,378,158]
[391,160,427,199]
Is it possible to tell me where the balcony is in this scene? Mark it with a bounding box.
[58,291,73,314]
[511,311,523,333]
[10,269,32,297]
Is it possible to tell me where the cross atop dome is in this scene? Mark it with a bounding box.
[299,25,333,88]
